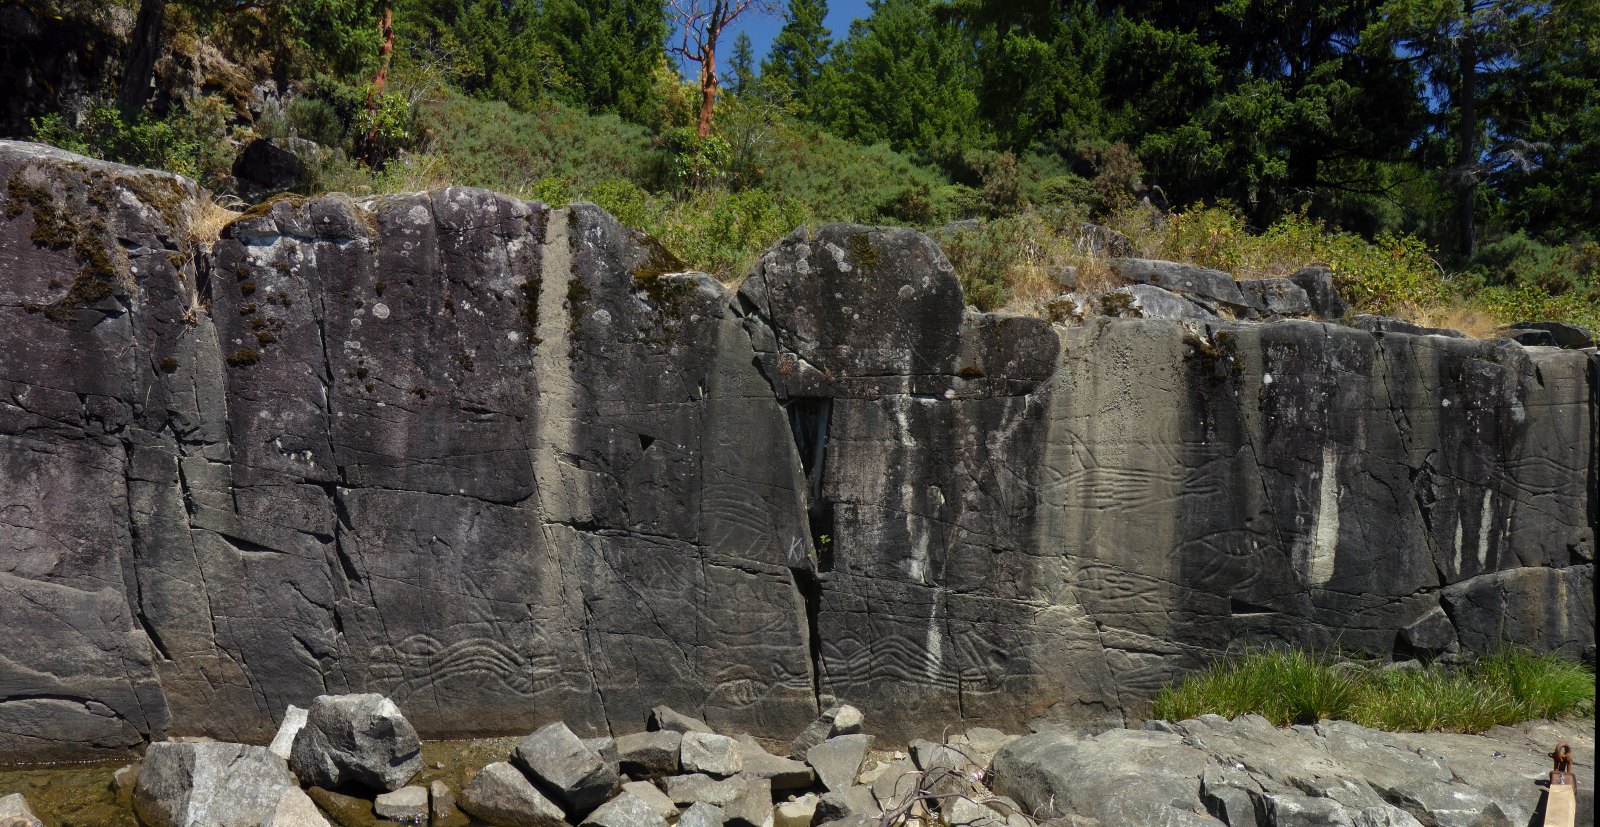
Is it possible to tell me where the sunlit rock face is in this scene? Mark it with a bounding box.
[1,140,1592,759]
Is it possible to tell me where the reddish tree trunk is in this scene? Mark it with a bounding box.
[696,40,718,140]
[360,7,396,162]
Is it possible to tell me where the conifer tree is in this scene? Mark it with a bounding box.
[761,0,831,114]
[728,31,757,95]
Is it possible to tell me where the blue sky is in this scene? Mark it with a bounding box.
[674,1,873,76]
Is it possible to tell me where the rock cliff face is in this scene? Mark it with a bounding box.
[1,142,1594,760]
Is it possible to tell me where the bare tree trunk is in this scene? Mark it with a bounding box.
[695,2,726,139]
[1455,0,1478,259]
[358,7,397,165]
[696,42,718,139]
[118,0,164,113]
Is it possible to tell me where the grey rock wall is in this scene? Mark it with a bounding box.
[0,142,1593,760]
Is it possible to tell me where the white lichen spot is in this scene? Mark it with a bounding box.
[1441,398,1452,407]
[943,389,956,400]
[1262,373,1274,385]
[508,331,523,342]
[372,303,390,320]
[406,204,429,224]
[898,285,914,299]
[592,309,612,324]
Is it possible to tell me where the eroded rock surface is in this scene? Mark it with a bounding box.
[991,716,1596,827]
[0,141,1594,759]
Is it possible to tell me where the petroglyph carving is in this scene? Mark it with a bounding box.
[367,635,563,699]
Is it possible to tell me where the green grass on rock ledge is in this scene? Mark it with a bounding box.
[1153,648,1596,733]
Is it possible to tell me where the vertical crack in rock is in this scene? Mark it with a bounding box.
[785,397,835,571]
[1588,353,1599,562]
[789,567,826,710]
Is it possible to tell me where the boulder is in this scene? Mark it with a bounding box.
[945,797,1023,827]
[868,758,919,809]
[432,780,467,825]
[813,786,881,823]
[289,694,423,793]
[1511,321,1596,349]
[582,792,672,827]
[734,736,815,791]
[805,734,873,793]
[621,781,679,819]
[0,794,43,827]
[788,705,865,758]
[678,802,727,827]
[374,786,429,822]
[133,741,299,827]
[1099,284,1216,320]
[648,706,715,734]
[1508,328,1557,347]
[951,728,1016,772]
[459,762,568,827]
[616,731,681,777]
[662,775,755,807]
[990,729,1218,825]
[1238,278,1313,318]
[722,777,775,827]
[813,817,876,827]
[681,731,743,777]
[259,787,332,827]
[909,740,981,805]
[232,138,308,194]
[773,793,819,827]
[1288,265,1349,318]
[585,736,622,781]
[430,780,471,827]
[1111,258,1250,313]
[512,722,620,815]
[1074,223,1134,258]
[267,705,308,761]
[1348,314,1466,338]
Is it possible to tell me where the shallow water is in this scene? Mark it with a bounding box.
[0,738,522,826]
[0,761,136,827]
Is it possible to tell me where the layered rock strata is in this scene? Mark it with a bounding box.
[0,141,1593,759]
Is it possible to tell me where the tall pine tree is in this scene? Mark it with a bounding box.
[728,31,757,95]
[822,0,982,154]
[761,0,831,114]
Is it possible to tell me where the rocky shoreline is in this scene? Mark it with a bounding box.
[1,694,1591,827]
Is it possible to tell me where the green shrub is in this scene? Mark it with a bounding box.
[288,97,345,147]
[585,182,807,281]
[1154,648,1595,733]
[418,94,657,196]
[29,96,235,189]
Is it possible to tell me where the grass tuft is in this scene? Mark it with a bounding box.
[1153,648,1595,733]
